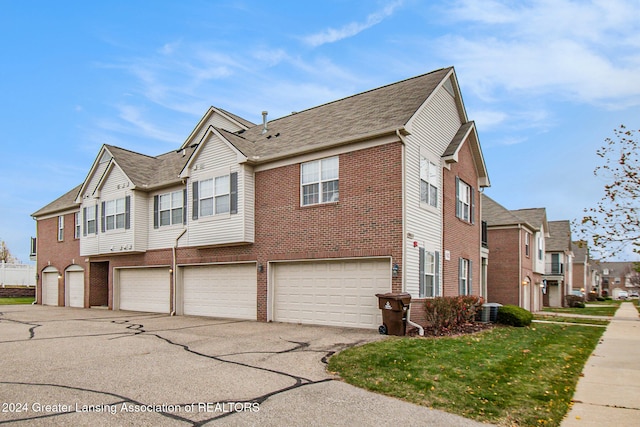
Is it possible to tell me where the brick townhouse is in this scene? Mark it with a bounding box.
[32,67,490,330]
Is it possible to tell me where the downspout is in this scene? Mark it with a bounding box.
[171,228,187,316]
[396,129,424,337]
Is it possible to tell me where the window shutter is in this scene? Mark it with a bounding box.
[94,205,98,234]
[83,207,87,236]
[230,172,238,215]
[153,195,159,229]
[418,247,425,298]
[434,251,440,297]
[455,176,460,219]
[470,186,475,224]
[192,181,199,220]
[183,189,187,224]
[458,258,464,295]
[125,196,131,229]
[101,202,105,233]
[468,259,473,294]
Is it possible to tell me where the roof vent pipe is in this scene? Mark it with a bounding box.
[261,111,268,134]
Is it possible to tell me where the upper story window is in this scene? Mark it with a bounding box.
[154,190,185,227]
[84,205,97,235]
[57,216,64,241]
[538,236,543,260]
[419,248,440,298]
[74,212,81,239]
[420,157,438,208]
[455,177,474,224]
[525,232,531,257]
[192,172,238,220]
[100,196,130,232]
[459,258,472,295]
[301,156,339,206]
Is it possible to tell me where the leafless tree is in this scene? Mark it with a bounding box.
[580,125,640,258]
[0,239,15,263]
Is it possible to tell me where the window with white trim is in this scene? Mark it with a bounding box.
[456,177,474,223]
[525,232,531,257]
[57,216,64,241]
[158,190,184,226]
[104,198,126,230]
[74,212,81,239]
[301,156,339,206]
[84,205,97,235]
[192,173,238,220]
[420,157,438,207]
[459,258,472,295]
[419,248,440,298]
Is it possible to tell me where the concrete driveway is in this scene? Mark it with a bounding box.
[0,305,489,426]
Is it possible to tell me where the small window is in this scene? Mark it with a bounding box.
[74,212,81,239]
[158,190,184,226]
[57,215,64,241]
[301,156,339,206]
[419,249,440,298]
[85,206,97,235]
[456,177,474,223]
[525,233,530,257]
[199,176,229,217]
[538,236,543,260]
[459,258,472,295]
[104,198,126,230]
[420,157,438,208]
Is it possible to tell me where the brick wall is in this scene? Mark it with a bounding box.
[0,287,35,297]
[36,212,85,306]
[486,227,520,306]
[442,138,482,296]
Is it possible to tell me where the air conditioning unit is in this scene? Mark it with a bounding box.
[477,303,502,322]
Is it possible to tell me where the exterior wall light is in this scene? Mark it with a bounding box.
[257,263,264,273]
[392,264,399,277]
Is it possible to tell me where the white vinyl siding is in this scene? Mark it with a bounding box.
[404,83,462,297]
[187,133,254,247]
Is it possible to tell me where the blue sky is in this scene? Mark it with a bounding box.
[2,0,639,263]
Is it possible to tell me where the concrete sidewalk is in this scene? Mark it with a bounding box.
[562,302,640,426]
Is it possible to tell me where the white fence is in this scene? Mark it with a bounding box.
[0,262,36,286]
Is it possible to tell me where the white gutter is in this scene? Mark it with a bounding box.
[395,128,423,337]
[171,228,187,316]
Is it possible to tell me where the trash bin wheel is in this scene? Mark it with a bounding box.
[378,324,388,335]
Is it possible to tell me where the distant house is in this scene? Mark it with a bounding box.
[543,220,574,307]
[32,67,490,330]
[481,195,548,312]
[595,261,640,298]
[572,241,595,295]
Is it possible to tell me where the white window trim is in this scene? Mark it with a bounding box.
[74,212,81,239]
[104,198,126,231]
[419,153,439,209]
[419,248,440,298]
[85,205,97,235]
[198,174,231,218]
[459,258,472,295]
[301,156,339,206]
[57,215,64,242]
[456,178,473,223]
[159,190,184,226]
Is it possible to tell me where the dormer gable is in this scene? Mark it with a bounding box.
[179,106,254,151]
[179,126,249,179]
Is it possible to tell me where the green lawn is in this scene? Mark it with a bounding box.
[533,314,609,326]
[0,297,35,305]
[328,324,603,426]
[542,305,618,316]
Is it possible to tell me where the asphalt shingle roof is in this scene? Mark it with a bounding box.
[31,184,81,217]
[547,220,572,252]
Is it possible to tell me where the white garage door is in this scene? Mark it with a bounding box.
[272,258,391,329]
[119,268,170,313]
[182,263,256,320]
[66,270,84,308]
[42,271,59,306]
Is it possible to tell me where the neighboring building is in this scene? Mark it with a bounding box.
[32,67,490,330]
[31,185,85,307]
[595,261,640,297]
[481,195,548,312]
[543,220,574,307]
[572,241,592,295]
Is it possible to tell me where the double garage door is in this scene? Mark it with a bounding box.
[272,258,391,329]
[116,264,256,320]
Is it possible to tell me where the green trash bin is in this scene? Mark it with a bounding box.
[376,292,412,336]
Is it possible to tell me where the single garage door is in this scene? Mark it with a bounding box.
[66,268,84,308]
[42,269,59,306]
[118,267,170,313]
[272,258,391,329]
[182,263,256,320]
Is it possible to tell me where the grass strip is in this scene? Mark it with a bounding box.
[328,324,603,426]
[0,297,35,305]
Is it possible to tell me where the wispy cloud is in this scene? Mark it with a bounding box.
[303,0,403,47]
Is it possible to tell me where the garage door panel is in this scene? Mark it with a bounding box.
[67,271,84,308]
[273,259,391,329]
[183,264,256,320]
[119,268,170,313]
[42,272,59,306]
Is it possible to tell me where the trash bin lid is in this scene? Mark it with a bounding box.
[376,292,412,303]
